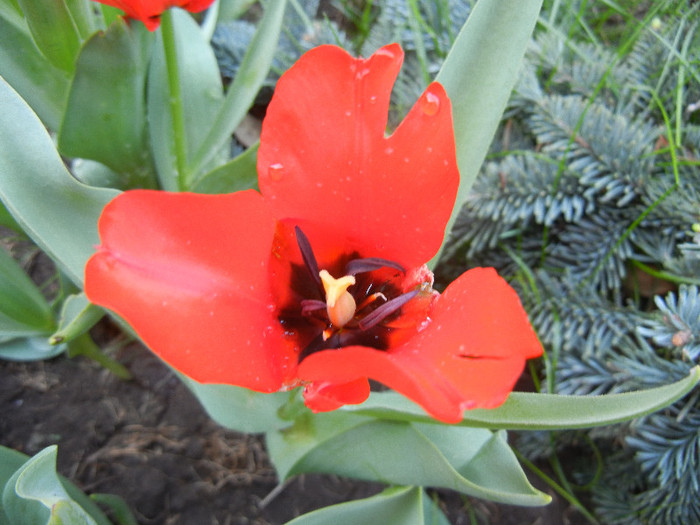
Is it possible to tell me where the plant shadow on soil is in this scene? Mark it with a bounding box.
[1,331,587,525]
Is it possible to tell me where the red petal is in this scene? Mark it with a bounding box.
[85,190,296,391]
[297,268,543,423]
[92,0,214,30]
[258,44,459,268]
[303,378,370,412]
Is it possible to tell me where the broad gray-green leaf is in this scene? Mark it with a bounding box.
[180,376,290,433]
[0,445,110,525]
[345,366,700,430]
[285,486,450,525]
[431,0,543,264]
[148,7,224,190]
[0,337,66,362]
[266,413,549,506]
[0,78,118,286]
[59,17,156,187]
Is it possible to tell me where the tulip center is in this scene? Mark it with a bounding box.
[319,270,356,328]
[279,226,429,362]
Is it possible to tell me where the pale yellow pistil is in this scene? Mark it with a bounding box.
[319,269,356,328]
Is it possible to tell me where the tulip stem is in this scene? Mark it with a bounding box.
[160,10,189,191]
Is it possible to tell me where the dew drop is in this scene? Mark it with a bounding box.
[418,316,432,332]
[385,146,394,155]
[356,68,370,79]
[369,95,377,104]
[345,110,352,117]
[421,91,440,116]
[375,47,396,59]
[268,163,285,181]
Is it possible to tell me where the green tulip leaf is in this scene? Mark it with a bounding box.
[285,486,450,525]
[15,0,81,72]
[344,366,700,430]
[64,0,99,39]
[0,445,112,525]
[87,494,138,525]
[0,77,119,286]
[50,293,104,346]
[266,413,549,506]
[98,5,122,28]
[432,0,543,263]
[0,201,22,234]
[0,15,69,130]
[192,142,260,194]
[59,17,156,187]
[148,8,225,190]
[0,246,54,337]
[189,0,287,178]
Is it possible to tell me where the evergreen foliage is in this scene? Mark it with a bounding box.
[442,3,700,522]
[359,0,472,125]
[211,0,351,99]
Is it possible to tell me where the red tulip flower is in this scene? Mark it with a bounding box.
[91,0,214,30]
[85,44,542,423]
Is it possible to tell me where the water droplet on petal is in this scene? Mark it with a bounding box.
[345,110,352,117]
[268,163,285,181]
[385,146,394,155]
[369,95,377,104]
[375,47,396,59]
[421,91,440,116]
[356,68,370,80]
[418,316,432,332]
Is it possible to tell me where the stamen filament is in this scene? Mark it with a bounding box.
[356,292,387,311]
[358,290,418,331]
[345,257,405,275]
[301,299,327,316]
[295,226,322,290]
